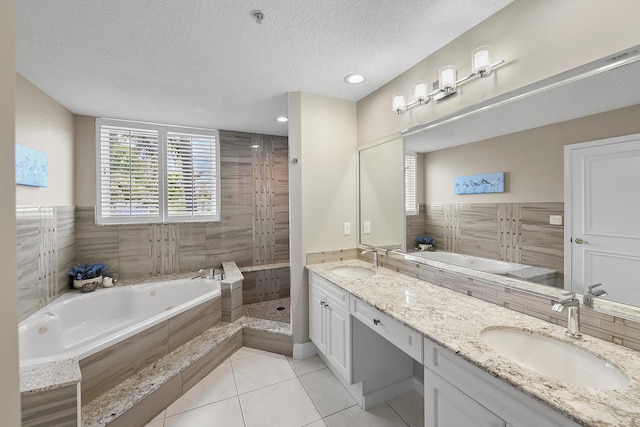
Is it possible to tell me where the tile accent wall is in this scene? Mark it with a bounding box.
[405,204,426,251]
[307,249,640,354]
[16,206,75,321]
[409,202,564,287]
[17,130,289,321]
[75,130,289,279]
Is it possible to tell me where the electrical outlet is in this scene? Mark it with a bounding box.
[364,221,371,234]
[343,222,351,235]
[549,215,563,226]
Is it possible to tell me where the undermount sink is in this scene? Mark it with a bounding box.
[480,327,629,390]
[331,266,376,279]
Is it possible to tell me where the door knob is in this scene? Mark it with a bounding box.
[574,238,588,244]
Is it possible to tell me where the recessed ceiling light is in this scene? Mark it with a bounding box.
[344,74,365,84]
[276,116,288,123]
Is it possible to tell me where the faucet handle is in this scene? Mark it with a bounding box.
[587,283,607,296]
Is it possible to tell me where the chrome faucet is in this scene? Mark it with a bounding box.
[583,283,607,308]
[361,249,379,269]
[552,294,582,339]
[191,268,214,280]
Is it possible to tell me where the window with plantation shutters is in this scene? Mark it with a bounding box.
[96,119,220,224]
[166,132,218,219]
[405,152,418,215]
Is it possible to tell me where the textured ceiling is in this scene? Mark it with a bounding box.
[15,0,512,137]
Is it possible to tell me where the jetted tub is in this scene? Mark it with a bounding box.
[408,251,557,286]
[19,277,221,367]
[410,251,526,274]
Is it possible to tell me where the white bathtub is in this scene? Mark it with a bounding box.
[410,251,527,274]
[19,278,221,366]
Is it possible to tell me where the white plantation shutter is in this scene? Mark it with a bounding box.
[405,152,418,215]
[96,119,220,224]
[166,132,218,219]
[98,125,160,222]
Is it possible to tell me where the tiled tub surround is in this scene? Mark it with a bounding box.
[19,274,223,425]
[408,202,564,287]
[17,206,75,321]
[307,259,640,426]
[19,277,221,367]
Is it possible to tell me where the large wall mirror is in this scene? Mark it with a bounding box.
[358,44,640,320]
[358,136,405,250]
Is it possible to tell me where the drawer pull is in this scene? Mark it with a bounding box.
[373,319,381,326]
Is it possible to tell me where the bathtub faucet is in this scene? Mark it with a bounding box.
[191,268,225,280]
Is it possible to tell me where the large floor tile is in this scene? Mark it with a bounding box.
[166,361,237,416]
[287,355,327,376]
[304,420,328,427]
[387,390,424,427]
[299,368,357,417]
[240,378,322,427]
[164,396,245,427]
[228,346,265,361]
[144,420,163,427]
[324,403,409,427]
[232,351,296,394]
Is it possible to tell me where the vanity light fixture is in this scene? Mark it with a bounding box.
[392,45,506,114]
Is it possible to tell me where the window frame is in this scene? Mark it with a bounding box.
[95,118,220,225]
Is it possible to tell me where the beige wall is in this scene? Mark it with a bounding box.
[289,92,358,343]
[357,0,640,146]
[424,104,640,204]
[74,115,95,205]
[15,74,74,206]
[0,0,21,423]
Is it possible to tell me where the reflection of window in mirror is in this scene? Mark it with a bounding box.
[405,152,418,215]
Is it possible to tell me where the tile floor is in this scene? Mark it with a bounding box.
[145,347,423,427]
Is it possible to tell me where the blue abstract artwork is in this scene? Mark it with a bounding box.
[454,172,504,195]
[16,144,49,187]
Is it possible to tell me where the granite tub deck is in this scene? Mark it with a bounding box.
[308,260,640,427]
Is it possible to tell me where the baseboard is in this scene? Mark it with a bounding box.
[292,341,317,360]
[413,377,424,397]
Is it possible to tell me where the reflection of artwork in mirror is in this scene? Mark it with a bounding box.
[15,144,49,188]
[454,172,503,195]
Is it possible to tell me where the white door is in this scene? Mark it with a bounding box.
[566,134,640,305]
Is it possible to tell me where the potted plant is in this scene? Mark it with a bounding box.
[416,236,436,251]
[69,263,109,290]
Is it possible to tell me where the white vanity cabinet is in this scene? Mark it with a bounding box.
[309,271,352,381]
[423,338,580,427]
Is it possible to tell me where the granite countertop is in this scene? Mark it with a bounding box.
[307,259,640,427]
[20,358,81,394]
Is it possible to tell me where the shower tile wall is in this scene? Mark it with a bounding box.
[410,202,564,286]
[17,130,289,320]
[16,206,76,321]
[75,130,289,279]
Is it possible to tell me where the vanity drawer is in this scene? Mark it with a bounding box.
[350,296,422,362]
[309,271,350,311]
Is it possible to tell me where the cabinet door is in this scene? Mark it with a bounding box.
[425,367,506,427]
[309,285,326,355]
[326,303,351,381]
